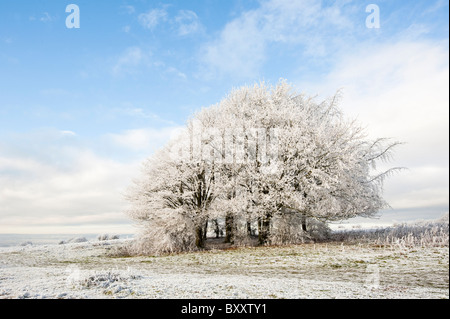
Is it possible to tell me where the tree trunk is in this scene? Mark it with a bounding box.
[195,225,205,249]
[224,213,234,244]
[246,219,252,237]
[258,214,272,245]
[213,219,221,238]
[257,217,261,240]
[203,220,208,241]
[301,215,307,232]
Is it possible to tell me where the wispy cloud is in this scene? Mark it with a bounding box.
[111,47,151,76]
[165,66,187,80]
[114,105,177,125]
[110,46,189,80]
[60,130,76,137]
[29,12,57,23]
[423,0,448,15]
[200,11,265,79]
[106,127,183,152]
[296,40,449,212]
[199,0,355,78]
[40,12,53,22]
[138,8,168,30]
[175,10,203,36]
[122,5,136,15]
[137,6,203,36]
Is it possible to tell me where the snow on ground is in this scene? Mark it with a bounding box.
[0,238,448,299]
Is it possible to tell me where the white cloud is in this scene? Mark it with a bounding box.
[199,0,354,78]
[306,40,449,146]
[122,5,135,15]
[0,150,137,234]
[175,10,203,36]
[110,46,189,80]
[0,126,181,234]
[137,7,203,37]
[201,10,266,78]
[296,40,449,212]
[166,66,187,80]
[384,166,449,210]
[423,0,448,15]
[107,104,177,126]
[138,8,168,30]
[60,130,76,137]
[112,47,150,75]
[39,12,54,23]
[29,12,56,23]
[107,127,184,152]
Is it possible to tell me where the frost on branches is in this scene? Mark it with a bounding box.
[125,80,402,254]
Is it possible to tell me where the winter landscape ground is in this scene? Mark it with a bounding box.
[0,220,448,299]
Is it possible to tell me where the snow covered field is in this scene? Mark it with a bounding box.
[0,237,448,299]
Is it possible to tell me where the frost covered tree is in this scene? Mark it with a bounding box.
[191,81,401,244]
[125,139,215,253]
[126,80,401,253]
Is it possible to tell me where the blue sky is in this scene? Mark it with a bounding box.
[0,0,448,234]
